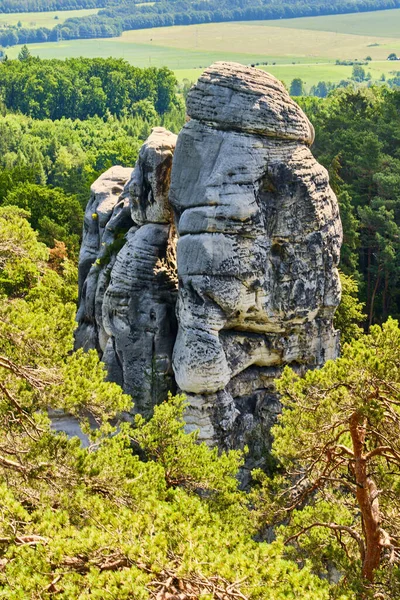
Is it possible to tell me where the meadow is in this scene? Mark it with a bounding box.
[268,8,400,37]
[5,8,400,88]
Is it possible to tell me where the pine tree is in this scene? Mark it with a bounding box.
[290,78,305,96]
[256,319,400,596]
[17,44,31,61]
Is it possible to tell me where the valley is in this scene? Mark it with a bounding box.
[5,8,400,87]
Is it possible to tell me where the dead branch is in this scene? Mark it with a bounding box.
[149,569,249,600]
[285,521,365,561]
[0,534,48,546]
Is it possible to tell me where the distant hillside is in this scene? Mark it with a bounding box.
[0,0,106,11]
[0,0,151,13]
[1,0,400,46]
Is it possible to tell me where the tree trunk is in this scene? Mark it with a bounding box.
[349,412,382,581]
[382,269,389,321]
[366,247,372,325]
[368,265,381,329]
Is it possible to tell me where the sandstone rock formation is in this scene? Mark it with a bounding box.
[76,63,342,462]
[75,165,132,353]
[170,63,342,461]
[75,128,178,416]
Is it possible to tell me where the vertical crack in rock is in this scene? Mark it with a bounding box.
[169,62,342,468]
[75,128,178,416]
[75,63,342,471]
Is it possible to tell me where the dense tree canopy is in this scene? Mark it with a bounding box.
[0,100,184,201]
[0,57,178,118]
[0,206,337,599]
[3,183,83,255]
[300,86,400,326]
[0,0,107,11]
[255,318,400,597]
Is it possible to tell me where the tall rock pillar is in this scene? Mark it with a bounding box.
[169,62,342,461]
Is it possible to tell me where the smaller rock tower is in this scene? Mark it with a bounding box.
[75,128,178,416]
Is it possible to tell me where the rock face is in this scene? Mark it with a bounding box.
[169,62,342,460]
[75,165,133,353]
[76,63,342,462]
[75,128,178,416]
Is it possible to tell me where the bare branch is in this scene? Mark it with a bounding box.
[285,522,365,561]
[334,444,354,458]
[365,446,400,462]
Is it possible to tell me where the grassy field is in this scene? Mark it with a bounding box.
[175,61,400,87]
[0,9,98,28]
[266,8,400,37]
[5,9,400,89]
[7,39,289,69]
[116,20,400,61]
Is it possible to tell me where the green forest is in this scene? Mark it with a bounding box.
[300,87,400,326]
[1,0,400,47]
[0,55,400,598]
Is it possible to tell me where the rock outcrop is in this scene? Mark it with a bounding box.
[75,128,178,416]
[76,63,342,462]
[170,63,342,461]
[75,165,133,353]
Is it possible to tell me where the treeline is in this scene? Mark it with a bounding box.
[1,0,400,46]
[300,86,400,326]
[0,57,184,256]
[0,0,106,11]
[290,65,377,98]
[0,0,152,13]
[291,64,400,99]
[0,56,177,118]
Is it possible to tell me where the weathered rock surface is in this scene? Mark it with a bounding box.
[75,165,133,353]
[75,63,342,465]
[186,62,315,143]
[169,62,342,462]
[75,128,178,416]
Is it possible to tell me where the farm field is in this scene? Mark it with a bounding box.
[0,8,98,28]
[5,9,400,89]
[116,20,400,61]
[7,39,284,69]
[266,8,400,37]
[175,61,400,87]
